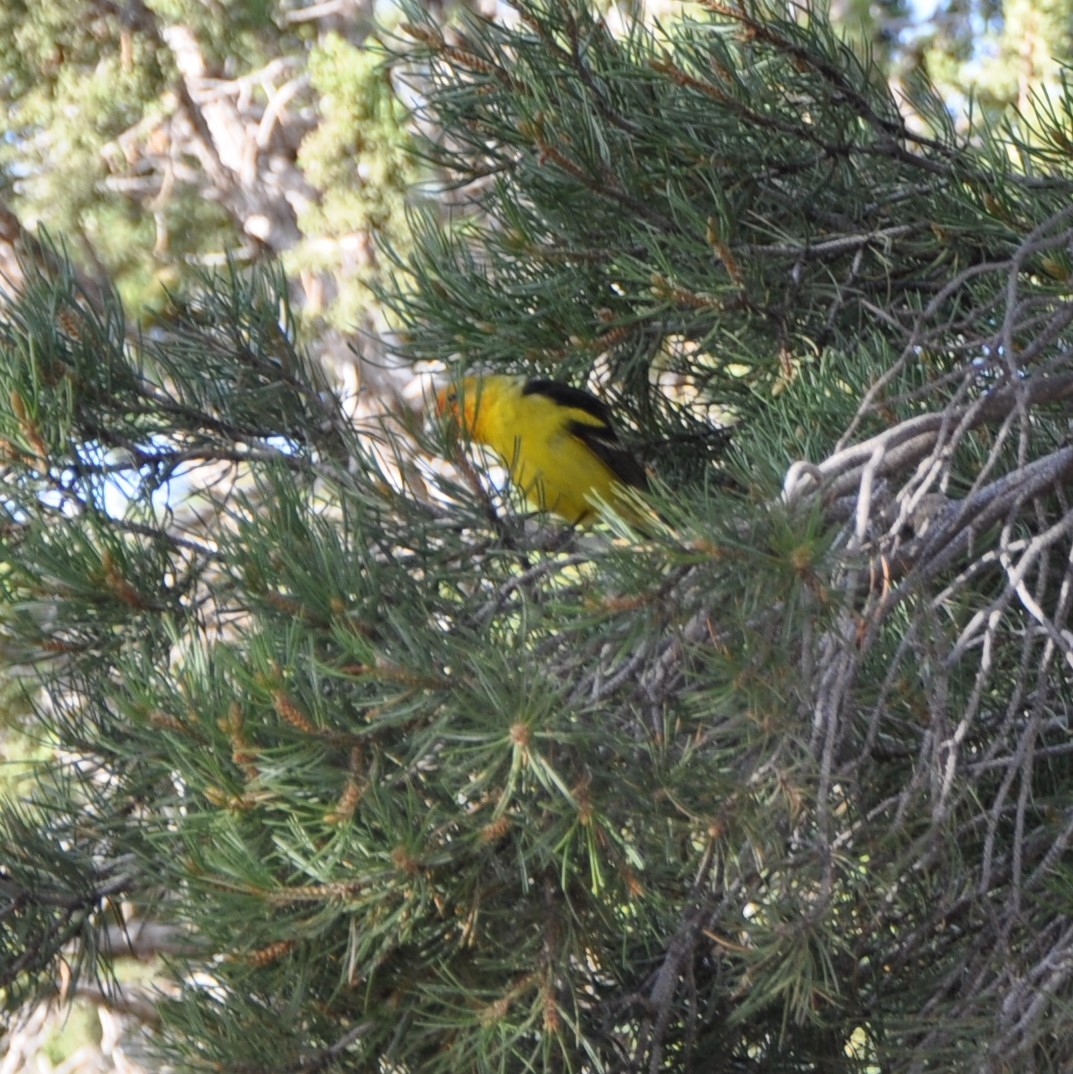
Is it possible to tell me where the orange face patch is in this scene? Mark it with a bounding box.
[435,382,481,437]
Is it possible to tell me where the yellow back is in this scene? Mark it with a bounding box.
[443,375,637,525]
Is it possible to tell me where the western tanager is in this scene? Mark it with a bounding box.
[436,374,649,526]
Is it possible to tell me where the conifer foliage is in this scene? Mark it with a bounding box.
[3,2,1073,1072]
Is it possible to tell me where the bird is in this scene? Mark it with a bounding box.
[435,374,650,527]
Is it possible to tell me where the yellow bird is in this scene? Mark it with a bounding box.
[436,374,649,526]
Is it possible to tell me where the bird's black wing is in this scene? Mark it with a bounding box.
[522,378,615,426]
[569,422,649,491]
[522,378,649,491]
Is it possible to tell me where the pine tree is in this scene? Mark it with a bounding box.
[4,2,1073,1072]
[0,0,416,338]
[888,0,1073,131]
